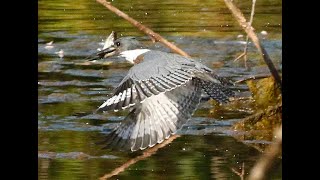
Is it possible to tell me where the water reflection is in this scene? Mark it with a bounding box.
[38,130,282,179]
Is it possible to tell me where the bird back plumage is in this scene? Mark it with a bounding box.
[98,50,235,151]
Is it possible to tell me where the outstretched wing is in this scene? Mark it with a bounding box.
[96,50,235,112]
[101,79,202,151]
[96,51,196,112]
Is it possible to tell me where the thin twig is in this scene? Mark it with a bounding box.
[238,103,282,126]
[234,0,256,69]
[99,135,180,179]
[235,74,271,84]
[245,0,257,63]
[96,0,190,58]
[248,125,282,180]
[223,0,282,92]
[231,162,245,180]
[234,52,246,63]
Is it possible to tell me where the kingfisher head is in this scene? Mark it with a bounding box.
[87,31,150,64]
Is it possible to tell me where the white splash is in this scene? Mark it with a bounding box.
[55,49,64,58]
[237,34,244,39]
[120,49,150,63]
[260,30,268,36]
[45,41,54,50]
[46,41,54,46]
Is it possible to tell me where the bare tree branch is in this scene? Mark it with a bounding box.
[231,162,245,180]
[236,103,282,127]
[99,135,180,179]
[234,74,271,84]
[234,0,257,69]
[96,0,190,58]
[248,125,282,180]
[223,0,282,92]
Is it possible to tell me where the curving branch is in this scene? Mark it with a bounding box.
[248,125,282,180]
[223,0,282,92]
[96,0,190,58]
[99,135,180,179]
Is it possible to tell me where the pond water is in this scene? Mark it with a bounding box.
[38,0,282,179]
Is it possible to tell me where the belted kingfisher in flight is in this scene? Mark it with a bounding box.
[87,32,235,151]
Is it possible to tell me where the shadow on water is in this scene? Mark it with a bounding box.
[38,0,282,179]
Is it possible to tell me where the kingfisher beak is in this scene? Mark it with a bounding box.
[86,46,118,61]
[86,31,118,61]
[101,46,118,58]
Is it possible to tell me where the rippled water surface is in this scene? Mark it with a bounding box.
[38,0,282,179]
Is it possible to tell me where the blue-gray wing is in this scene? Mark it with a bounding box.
[96,51,232,112]
[101,79,202,151]
[97,51,196,112]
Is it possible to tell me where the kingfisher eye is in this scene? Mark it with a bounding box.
[116,42,121,47]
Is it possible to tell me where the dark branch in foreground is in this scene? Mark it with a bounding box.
[223,0,282,92]
[96,0,190,58]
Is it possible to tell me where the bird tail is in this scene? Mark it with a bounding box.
[101,79,202,151]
